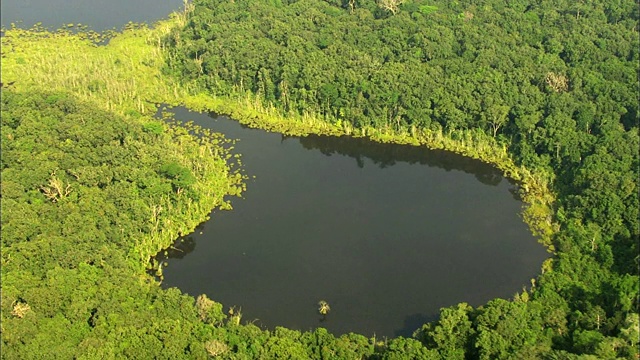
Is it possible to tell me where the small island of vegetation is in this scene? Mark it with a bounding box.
[1,0,638,358]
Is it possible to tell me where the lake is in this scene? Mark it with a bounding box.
[1,0,549,338]
[156,107,549,337]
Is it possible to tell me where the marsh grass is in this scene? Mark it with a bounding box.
[1,13,556,253]
[185,89,557,251]
[1,19,187,117]
[1,18,246,273]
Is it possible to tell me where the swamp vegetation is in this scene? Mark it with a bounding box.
[1,0,638,358]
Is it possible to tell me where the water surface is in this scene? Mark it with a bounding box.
[158,107,549,337]
[1,0,182,31]
[0,0,549,338]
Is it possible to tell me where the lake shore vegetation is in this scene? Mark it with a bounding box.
[1,0,638,358]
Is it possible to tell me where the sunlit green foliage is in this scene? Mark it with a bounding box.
[163,0,638,358]
[1,0,638,358]
[0,90,242,359]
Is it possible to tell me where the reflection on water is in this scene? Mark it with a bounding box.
[1,0,547,337]
[155,107,549,338]
[164,235,197,260]
[396,313,438,338]
[297,134,505,187]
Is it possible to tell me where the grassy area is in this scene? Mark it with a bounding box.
[1,20,187,116]
[3,2,637,357]
[0,10,556,258]
[1,17,248,273]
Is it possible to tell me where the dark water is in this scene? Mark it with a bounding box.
[1,0,548,338]
[1,0,183,31]
[158,107,549,338]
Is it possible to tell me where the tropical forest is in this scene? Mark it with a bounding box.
[1,0,638,358]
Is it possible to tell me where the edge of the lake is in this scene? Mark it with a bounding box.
[1,9,558,302]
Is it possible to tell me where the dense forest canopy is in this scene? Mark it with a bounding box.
[1,0,638,358]
[166,0,638,139]
[0,90,244,358]
[163,0,639,357]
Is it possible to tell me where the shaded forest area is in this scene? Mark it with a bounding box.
[1,0,638,358]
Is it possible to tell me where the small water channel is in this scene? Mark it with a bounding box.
[157,107,549,338]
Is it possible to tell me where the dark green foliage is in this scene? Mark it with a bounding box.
[473,299,547,359]
[0,90,388,359]
[163,0,639,358]
[415,303,474,359]
[143,120,165,134]
[373,337,440,359]
[2,0,638,357]
[0,90,234,359]
[160,161,197,191]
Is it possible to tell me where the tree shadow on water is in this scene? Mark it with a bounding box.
[394,313,439,338]
[166,235,197,259]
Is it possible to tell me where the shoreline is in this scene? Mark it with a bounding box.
[1,12,556,281]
